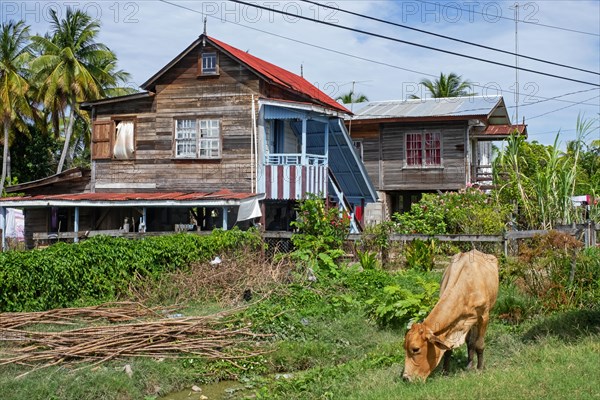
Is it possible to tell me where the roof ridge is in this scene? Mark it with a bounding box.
[207,36,349,114]
[361,95,502,105]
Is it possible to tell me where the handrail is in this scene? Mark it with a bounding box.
[266,153,327,166]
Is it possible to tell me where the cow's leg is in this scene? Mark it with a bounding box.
[466,327,477,369]
[442,349,452,374]
[473,314,491,370]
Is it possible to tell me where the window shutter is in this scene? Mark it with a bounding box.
[92,121,113,159]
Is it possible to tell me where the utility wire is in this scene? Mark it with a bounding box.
[528,95,600,120]
[414,0,600,37]
[507,88,600,109]
[157,0,599,106]
[300,0,598,75]
[228,0,600,87]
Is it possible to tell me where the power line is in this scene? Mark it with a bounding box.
[508,88,600,109]
[414,0,600,37]
[528,95,600,120]
[228,0,600,87]
[157,0,599,107]
[529,126,599,138]
[300,0,598,76]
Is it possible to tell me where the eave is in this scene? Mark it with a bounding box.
[0,191,264,208]
[4,167,89,193]
[80,92,154,110]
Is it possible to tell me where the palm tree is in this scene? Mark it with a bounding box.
[411,72,474,99]
[0,20,32,195]
[31,8,128,174]
[336,91,369,104]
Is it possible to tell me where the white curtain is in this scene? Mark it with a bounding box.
[114,121,135,159]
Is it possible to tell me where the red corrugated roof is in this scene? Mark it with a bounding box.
[1,190,256,202]
[481,124,527,136]
[208,36,350,114]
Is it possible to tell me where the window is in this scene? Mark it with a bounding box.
[175,118,221,159]
[199,120,220,158]
[201,52,218,75]
[405,131,441,166]
[92,119,135,160]
[353,140,364,160]
[113,121,135,159]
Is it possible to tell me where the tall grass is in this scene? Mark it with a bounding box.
[495,115,596,229]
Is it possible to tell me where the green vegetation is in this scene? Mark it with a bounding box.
[409,72,474,99]
[0,229,261,311]
[1,198,599,400]
[1,9,135,193]
[494,115,599,229]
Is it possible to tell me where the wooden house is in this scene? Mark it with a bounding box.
[347,96,526,223]
[0,34,377,249]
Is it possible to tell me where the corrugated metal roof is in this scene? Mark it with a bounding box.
[0,190,259,207]
[479,124,527,137]
[208,37,349,114]
[351,96,504,120]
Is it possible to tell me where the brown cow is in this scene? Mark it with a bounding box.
[402,249,499,382]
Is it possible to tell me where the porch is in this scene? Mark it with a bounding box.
[0,191,263,250]
[260,104,332,201]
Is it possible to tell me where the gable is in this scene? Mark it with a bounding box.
[142,35,349,114]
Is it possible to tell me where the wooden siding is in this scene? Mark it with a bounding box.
[349,124,381,189]
[352,121,468,191]
[91,45,261,193]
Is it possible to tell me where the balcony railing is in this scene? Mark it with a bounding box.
[266,153,327,167]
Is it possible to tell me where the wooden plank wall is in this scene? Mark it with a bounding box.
[92,45,260,193]
[349,124,380,188]
[353,121,468,191]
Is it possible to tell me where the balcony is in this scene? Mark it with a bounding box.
[263,153,328,200]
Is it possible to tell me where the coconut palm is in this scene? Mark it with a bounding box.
[336,91,369,104]
[31,8,129,174]
[0,20,32,195]
[411,72,474,99]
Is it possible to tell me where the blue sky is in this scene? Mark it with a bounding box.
[3,0,599,147]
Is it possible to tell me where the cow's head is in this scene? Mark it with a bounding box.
[402,322,451,382]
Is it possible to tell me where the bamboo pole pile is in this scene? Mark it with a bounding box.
[0,302,169,329]
[0,304,269,377]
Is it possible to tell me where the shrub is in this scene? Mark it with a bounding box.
[290,195,350,278]
[505,231,598,311]
[0,229,261,312]
[404,239,437,271]
[393,187,510,235]
[363,269,440,328]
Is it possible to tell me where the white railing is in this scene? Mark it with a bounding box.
[266,153,327,166]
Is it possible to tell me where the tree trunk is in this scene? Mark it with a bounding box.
[56,102,77,174]
[1,123,9,195]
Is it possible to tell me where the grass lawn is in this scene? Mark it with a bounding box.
[2,306,597,400]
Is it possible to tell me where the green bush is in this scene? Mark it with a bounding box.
[290,196,350,278]
[504,232,599,311]
[393,188,510,235]
[364,270,439,328]
[0,229,261,312]
[404,239,437,271]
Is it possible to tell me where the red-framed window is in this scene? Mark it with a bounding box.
[405,132,441,166]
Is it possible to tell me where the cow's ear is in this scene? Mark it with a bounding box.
[425,332,451,350]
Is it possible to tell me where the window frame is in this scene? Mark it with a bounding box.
[199,52,219,76]
[112,117,137,160]
[174,118,222,160]
[352,139,364,161]
[404,131,442,168]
